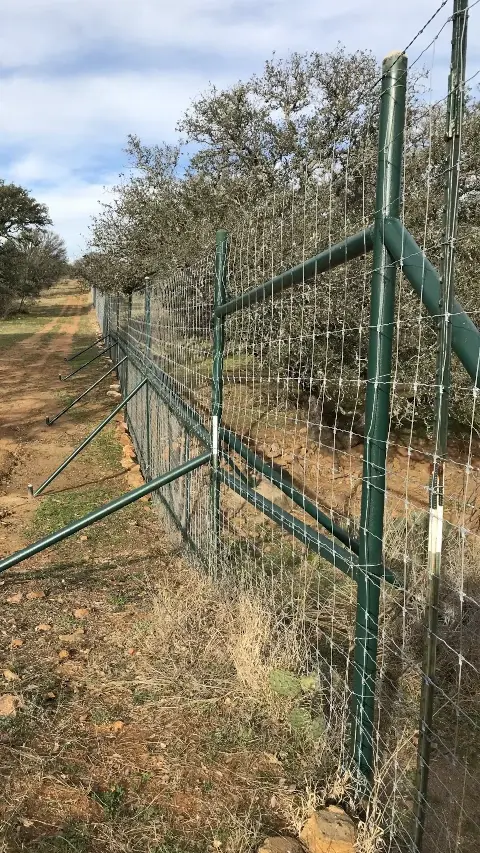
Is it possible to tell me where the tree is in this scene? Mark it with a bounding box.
[0,229,67,316]
[86,49,480,429]
[0,180,51,239]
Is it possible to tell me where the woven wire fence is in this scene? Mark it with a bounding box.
[92,3,480,849]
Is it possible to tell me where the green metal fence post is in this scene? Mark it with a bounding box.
[212,230,228,552]
[125,292,132,395]
[144,281,152,480]
[413,3,468,849]
[352,50,408,781]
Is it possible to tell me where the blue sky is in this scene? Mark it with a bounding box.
[0,0,477,259]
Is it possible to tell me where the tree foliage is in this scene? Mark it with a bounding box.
[82,46,480,429]
[0,180,66,316]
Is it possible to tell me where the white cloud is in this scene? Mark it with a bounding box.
[34,179,117,259]
[0,0,469,70]
[0,72,204,150]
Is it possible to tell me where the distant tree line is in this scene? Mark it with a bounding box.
[76,47,480,429]
[0,180,68,317]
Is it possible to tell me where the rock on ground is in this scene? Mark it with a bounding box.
[258,837,304,853]
[299,807,355,853]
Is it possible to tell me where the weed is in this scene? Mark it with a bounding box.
[110,592,129,609]
[132,688,156,705]
[90,784,125,818]
[34,823,91,852]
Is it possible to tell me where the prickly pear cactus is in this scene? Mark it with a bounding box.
[269,669,302,698]
[288,707,325,742]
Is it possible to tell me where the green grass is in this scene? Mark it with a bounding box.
[90,785,125,819]
[0,310,59,351]
[28,485,119,539]
[85,425,123,468]
[34,824,91,853]
[28,480,147,551]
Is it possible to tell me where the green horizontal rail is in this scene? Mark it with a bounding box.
[216,228,373,318]
[65,335,107,362]
[219,469,398,585]
[36,379,147,496]
[219,467,359,580]
[47,356,127,426]
[0,451,212,574]
[382,217,480,385]
[61,343,115,381]
[220,428,359,554]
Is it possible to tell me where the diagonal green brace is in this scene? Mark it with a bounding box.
[219,468,359,580]
[0,451,212,573]
[220,427,359,554]
[47,356,127,426]
[60,343,115,381]
[381,217,480,386]
[65,335,107,362]
[35,379,147,496]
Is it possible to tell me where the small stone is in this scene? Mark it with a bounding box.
[269,443,282,458]
[299,807,355,853]
[58,649,70,661]
[35,624,52,632]
[58,628,84,643]
[3,669,19,682]
[106,390,122,399]
[6,593,23,604]
[73,608,89,619]
[109,383,121,391]
[11,638,23,649]
[258,837,303,853]
[0,694,18,717]
[26,590,45,601]
[79,535,88,542]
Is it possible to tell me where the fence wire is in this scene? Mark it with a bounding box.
[92,4,480,849]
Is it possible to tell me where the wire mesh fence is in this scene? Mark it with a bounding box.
[91,2,480,849]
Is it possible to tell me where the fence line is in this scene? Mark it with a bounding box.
[90,8,480,844]
[0,1,475,849]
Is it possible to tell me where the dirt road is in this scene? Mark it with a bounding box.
[0,282,112,554]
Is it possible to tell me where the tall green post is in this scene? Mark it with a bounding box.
[144,281,152,480]
[352,50,407,780]
[125,292,132,397]
[413,2,468,849]
[212,230,228,554]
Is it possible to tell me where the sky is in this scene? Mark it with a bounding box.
[1,0,478,259]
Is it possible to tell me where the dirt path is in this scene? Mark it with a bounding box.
[0,283,109,554]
